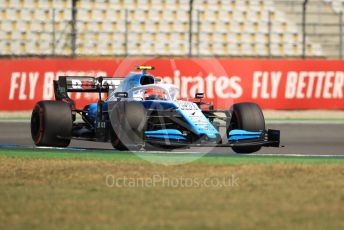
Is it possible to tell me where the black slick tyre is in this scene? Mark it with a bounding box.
[229,102,265,154]
[31,100,72,147]
[109,101,147,150]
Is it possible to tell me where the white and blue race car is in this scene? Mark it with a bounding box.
[30,66,280,153]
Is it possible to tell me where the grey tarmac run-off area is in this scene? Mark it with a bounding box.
[0,121,343,156]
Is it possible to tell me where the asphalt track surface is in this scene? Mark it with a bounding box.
[0,121,343,156]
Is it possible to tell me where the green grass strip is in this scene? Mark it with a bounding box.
[1,148,344,165]
[0,148,139,161]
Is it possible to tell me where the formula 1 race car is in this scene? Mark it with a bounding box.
[30,66,280,153]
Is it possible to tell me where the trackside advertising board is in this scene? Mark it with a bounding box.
[0,58,343,110]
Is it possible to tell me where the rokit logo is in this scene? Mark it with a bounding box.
[70,79,94,89]
[69,79,122,90]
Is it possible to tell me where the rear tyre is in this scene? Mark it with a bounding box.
[31,101,72,147]
[229,102,265,154]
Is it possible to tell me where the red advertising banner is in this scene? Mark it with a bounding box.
[0,58,343,111]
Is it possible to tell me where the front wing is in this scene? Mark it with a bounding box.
[144,129,281,148]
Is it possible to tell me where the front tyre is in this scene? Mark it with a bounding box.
[31,101,72,147]
[109,101,147,151]
[229,102,265,154]
[109,127,128,150]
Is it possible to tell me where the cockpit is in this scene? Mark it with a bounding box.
[106,65,180,102]
[129,84,179,101]
[144,88,167,100]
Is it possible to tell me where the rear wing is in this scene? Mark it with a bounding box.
[54,76,123,102]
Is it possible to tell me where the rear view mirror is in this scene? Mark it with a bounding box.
[195,93,204,99]
[114,92,128,98]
